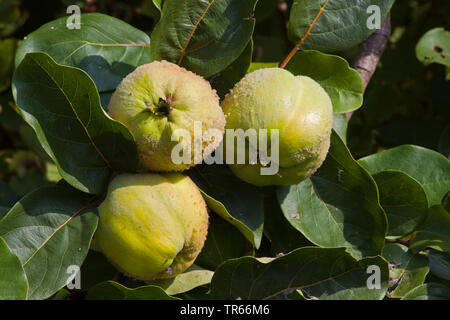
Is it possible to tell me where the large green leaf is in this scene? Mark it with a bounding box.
[277,130,387,259]
[333,113,348,144]
[416,28,450,67]
[12,52,139,195]
[0,186,99,300]
[372,170,428,239]
[86,281,179,300]
[209,247,389,300]
[50,288,71,300]
[263,192,312,255]
[188,165,265,248]
[15,13,151,95]
[79,250,117,291]
[195,215,253,270]
[152,0,164,11]
[382,243,429,298]
[209,39,253,99]
[424,249,450,281]
[151,0,258,77]
[147,265,213,295]
[359,145,450,206]
[402,283,450,300]
[247,62,279,73]
[285,50,364,113]
[0,237,28,300]
[410,205,450,253]
[287,0,395,52]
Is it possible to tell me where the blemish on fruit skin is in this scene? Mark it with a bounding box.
[434,46,443,53]
[167,266,173,275]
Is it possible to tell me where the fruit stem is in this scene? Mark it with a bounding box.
[279,0,330,69]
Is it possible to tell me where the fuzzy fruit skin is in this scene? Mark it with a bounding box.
[95,173,209,280]
[108,60,225,172]
[221,68,333,186]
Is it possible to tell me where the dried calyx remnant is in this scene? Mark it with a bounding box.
[146,94,173,117]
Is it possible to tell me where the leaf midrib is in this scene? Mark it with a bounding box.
[30,54,113,169]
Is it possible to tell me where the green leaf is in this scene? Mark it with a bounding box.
[410,205,450,253]
[277,130,387,259]
[195,215,253,270]
[0,0,28,37]
[209,247,389,300]
[79,250,117,291]
[86,281,179,300]
[264,192,312,255]
[285,50,364,113]
[152,0,164,11]
[402,283,450,300]
[19,124,52,162]
[15,13,152,94]
[50,288,71,300]
[333,113,348,143]
[0,237,28,300]
[372,170,428,239]
[209,39,253,99]
[12,52,139,195]
[0,186,99,300]
[424,249,450,281]
[151,0,258,77]
[9,168,52,197]
[247,62,279,73]
[188,165,265,249]
[382,243,429,298]
[146,265,213,295]
[0,38,16,93]
[287,0,395,52]
[416,28,450,67]
[359,145,450,206]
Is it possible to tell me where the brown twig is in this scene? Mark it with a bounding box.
[347,14,391,120]
[351,15,392,90]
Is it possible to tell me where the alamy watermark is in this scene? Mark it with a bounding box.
[366,265,381,289]
[367,5,381,30]
[66,5,81,30]
[66,265,81,290]
[170,121,280,175]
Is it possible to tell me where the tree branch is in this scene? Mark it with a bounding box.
[351,14,392,90]
[347,15,391,120]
